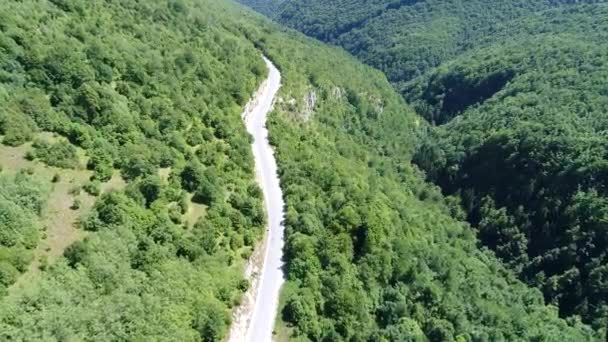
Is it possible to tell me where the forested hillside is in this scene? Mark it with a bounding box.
[0,0,267,339]
[241,0,608,336]
[407,4,608,331]
[243,19,599,341]
[239,0,597,94]
[0,0,604,341]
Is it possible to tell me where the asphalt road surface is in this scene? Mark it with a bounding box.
[238,55,284,342]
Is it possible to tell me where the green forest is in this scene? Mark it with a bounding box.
[1,0,266,339]
[241,0,601,93]
[240,0,608,339]
[407,4,608,330]
[0,0,606,341]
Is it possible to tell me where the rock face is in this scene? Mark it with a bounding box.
[302,89,317,121]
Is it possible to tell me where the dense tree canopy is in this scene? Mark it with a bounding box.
[242,0,608,337]
[0,0,266,340]
[407,5,608,329]
[239,0,598,93]
[237,12,601,341]
[0,0,605,340]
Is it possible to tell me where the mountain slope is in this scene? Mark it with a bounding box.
[241,0,608,333]
[0,0,602,341]
[407,4,608,330]
[0,0,266,340]
[238,10,601,342]
[239,0,595,92]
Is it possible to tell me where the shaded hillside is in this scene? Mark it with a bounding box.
[239,9,601,342]
[242,0,608,333]
[407,4,608,330]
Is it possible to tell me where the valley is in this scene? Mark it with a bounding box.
[0,0,606,341]
[240,0,608,338]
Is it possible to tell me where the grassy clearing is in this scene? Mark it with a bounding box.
[183,193,207,228]
[0,135,126,291]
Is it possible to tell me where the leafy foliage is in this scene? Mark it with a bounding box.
[407,4,608,331]
[244,0,608,335]
[0,172,49,293]
[0,0,604,340]
[239,0,597,92]
[33,139,80,169]
[0,0,266,340]
[238,13,601,341]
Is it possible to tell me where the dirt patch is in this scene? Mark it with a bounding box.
[158,167,172,182]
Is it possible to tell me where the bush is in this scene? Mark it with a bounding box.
[83,180,101,196]
[168,204,182,223]
[91,162,113,182]
[38,255,48,271]
[64,241,87,268]
[237,278,249,291]
[34,140,79,169]
[138,176,162,207]
[0,197,39,249]
[24,150,36,161]
[71,198,81,210]
[0,261,19,287]
[1,113,36,146]
[193,302,229,342]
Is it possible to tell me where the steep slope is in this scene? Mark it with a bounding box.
[407,4,608,330]
[237,11,601,342]
[0,0,602,341]
[242,0,608,333]
[238,0,594,93]
[0,0,267,340]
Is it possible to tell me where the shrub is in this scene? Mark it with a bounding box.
[24,150,36,161]
[0,197,39,249]
[64,241,87,268]
[83,180,101,196]
[1,113,36,146]
[71,198,81,210]
[34,140,79,169]
[38,255,48,271]
[0,261,19,287]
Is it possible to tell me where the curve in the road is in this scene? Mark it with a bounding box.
[229,55,284,342]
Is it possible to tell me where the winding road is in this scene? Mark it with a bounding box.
[228,56,284,342]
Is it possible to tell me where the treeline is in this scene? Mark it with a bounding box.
[408,4,608,332]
